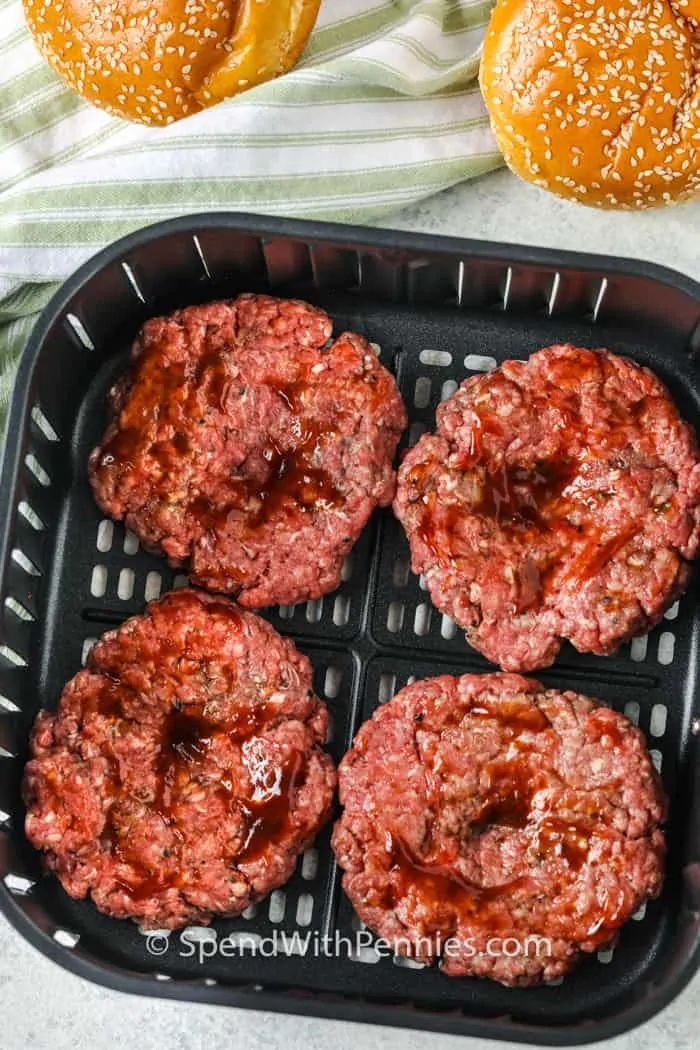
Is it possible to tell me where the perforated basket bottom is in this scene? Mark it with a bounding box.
[0,219,698,1044]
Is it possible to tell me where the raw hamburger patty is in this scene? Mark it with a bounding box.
[89,294,406,607]
[332,672,666,986]
[23,589,336,929]
[394,345,700,671]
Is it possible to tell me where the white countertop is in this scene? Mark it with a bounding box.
[3,170,699,1050]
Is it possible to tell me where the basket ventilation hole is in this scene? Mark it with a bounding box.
[173,574,189,590]
[145,572,162,601]
[650,704,667,738]
[413,603,431,636]
[632,901,647,921]
[53,929,80,949]
[5,596,34,622]
[154,974,172,982]
[624,701,640,726]
[82,638,97,665]
[419,349,451,367]
[268,890,286,923]
[192,235,212,279]
[392,558,410,587]
[306,598,323,624]
[0,645,26,669]
[0,695,20,714]
[657,632,675,665]
[121,262,146,303]
[413,377,431,408]
[341,554,354,582]
[118,568,135,600]
[123,530,139,555]
[502,266,513,310]
[12,549,40,577]
[441,379,458,401]
[406,675,417,686]
[418,574,427,591]
[351,914,365,932]
[0,807,11,827]
[296,893,314,927]
[301,848,318,881]
[597,948,614,964]
[464,354,497,372]
[65,313,95,351]
[547,273,562,316]
[90,565,108,598]
[18,501,45,531]
[393,954,425,970]
[378,672,396,704]
[592,277,609,322]
[408,422,426,446]
[96,520,114,553]
[323,665,342,699]
[25,453,51,487]
[4,874,34,895]
[650,749,663,773]
[203,978,219,987]
[333,595,350,627]
[242,903,257,920]
[630,636,648,662]
[278,604,294,620]
[386,602,404,633]
[369,342,382,357]
[441,614,457,640]
[31,406,59,442]
[664,601,679,621]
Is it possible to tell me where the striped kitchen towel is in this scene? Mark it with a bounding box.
[0,0,501,429]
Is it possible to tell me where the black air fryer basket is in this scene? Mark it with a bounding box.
[0,214,699,1045]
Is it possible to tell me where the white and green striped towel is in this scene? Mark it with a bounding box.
[0,0,502,430]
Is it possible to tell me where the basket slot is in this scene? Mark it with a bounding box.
[64,313,96,351]
[309,244,359,291]
[120,261,147,304]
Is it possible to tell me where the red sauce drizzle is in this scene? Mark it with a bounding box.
[410,350,661,586]
[98,339,345,528]
[104,695,305,900]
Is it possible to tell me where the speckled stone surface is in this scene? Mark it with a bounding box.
[383,171,700,283]
[2,170,699,1049]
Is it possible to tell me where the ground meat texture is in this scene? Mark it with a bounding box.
[332,673,666,986]
[393,345,700,671]
[23,589,336,930]
[89,294,406,606]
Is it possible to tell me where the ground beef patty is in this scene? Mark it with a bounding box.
[394,345,700,671]
[23,589,336,930]
[89,294,406,606]
[332,673,666,986]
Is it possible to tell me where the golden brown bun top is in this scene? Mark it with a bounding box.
[23,0,321,126]
[480,0,700,209]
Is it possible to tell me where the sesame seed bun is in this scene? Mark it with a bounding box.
[479,0,700,209]
[23,0,321,126]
